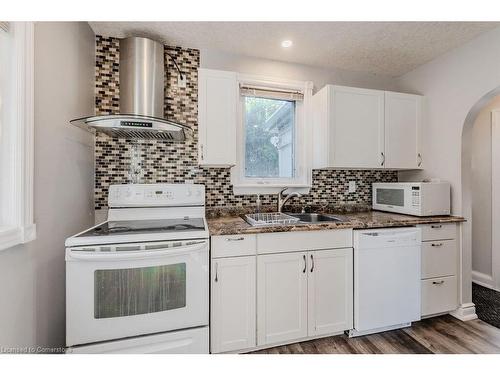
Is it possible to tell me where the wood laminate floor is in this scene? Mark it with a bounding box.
[251,315,500,354]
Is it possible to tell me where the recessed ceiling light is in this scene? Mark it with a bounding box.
[281,40,293,48]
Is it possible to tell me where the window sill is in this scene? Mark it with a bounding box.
[233,184,311,196]
[0,224,36,251]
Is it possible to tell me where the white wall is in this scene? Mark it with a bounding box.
[397,26,500,313]
[0,22,95,350]
[471,96,500,281]
[201,48,399,92]
[397,27,500,212]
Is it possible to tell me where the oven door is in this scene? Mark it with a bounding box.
[66,239,208,347]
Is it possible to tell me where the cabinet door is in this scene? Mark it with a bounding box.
[198,69,237,166]
[330,85,385,168]
[257,252,308,346]
[384,91,423,169]
[211,256,256,353]
[307,248,353,336]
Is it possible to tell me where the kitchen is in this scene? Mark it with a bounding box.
[2,1,500,372]
[63,30,464,353]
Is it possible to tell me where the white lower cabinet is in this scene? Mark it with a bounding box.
[257,249,353,347]
[211,231,354,353]
[418,223,459,318]
[421,276,458,316]
[421,240,457,279]
[308,248,353,336]
[210,256,256,353]
[257,252,308,346]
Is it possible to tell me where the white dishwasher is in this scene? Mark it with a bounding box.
[349,227,421,337]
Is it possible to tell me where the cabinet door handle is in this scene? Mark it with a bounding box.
[431,224,442,229]
[200,144,204,161]
[310,254,314,273]
[380,152,385,166]
[302,255,306,273]
[417,153,422,167]
[431,242,444,247]
[432,280,444,285]
[214,262,218,282]
[226,237,244,241]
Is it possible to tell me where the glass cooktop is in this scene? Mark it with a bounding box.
[78,218,206,238]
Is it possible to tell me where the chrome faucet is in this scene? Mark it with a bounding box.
[277,188,302,213]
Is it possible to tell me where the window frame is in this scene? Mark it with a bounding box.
[0,22,35,251]
[231,74,313,195]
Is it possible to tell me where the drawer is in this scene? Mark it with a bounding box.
[257,229,352,254]
[421,276,458,317]
[419,223,457,241]
[421,239,457,279]
[211,234,257,258]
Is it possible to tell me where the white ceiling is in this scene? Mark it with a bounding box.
[89,22,499,77]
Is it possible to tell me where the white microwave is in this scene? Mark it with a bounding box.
[372,182,450,216]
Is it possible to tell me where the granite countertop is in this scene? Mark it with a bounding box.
[207,209,465,236]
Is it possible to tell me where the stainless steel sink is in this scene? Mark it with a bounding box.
[287,213,346,223]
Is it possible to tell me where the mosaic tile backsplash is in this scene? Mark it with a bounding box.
[94,35,397,210]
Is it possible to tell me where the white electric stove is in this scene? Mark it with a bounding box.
[65,183,209,354]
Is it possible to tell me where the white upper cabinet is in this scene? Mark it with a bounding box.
[384,91,423,169]
[198,68,237,167]
[313,85,424,170]
[313,85,385,169]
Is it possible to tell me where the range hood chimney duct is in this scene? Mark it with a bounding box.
[120,37,164,118]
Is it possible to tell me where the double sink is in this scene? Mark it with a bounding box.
[243,212,346,227]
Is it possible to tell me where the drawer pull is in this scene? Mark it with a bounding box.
[226,237,245,241]
[215,262,219,282]
[431,243,444,247]
[432,280,445,285]
[303,255,306,273]
[430,224,442,229]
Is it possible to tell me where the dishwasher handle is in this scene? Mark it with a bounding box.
[355,228,421,248]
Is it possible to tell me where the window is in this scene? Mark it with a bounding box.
[0,22,35,251]
[232,77,313,195]
[244,97,295,178]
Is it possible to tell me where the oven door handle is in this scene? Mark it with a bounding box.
[67,241,208,262]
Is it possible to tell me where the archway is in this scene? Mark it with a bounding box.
[460,86,500,320]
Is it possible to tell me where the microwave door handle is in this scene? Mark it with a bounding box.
[66,241,208,262]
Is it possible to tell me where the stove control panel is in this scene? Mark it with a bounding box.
[108,184,205,207]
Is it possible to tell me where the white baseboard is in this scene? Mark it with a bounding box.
[472,270,495,290]
[450,303,478,322]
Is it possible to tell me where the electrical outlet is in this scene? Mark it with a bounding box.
[348,181,356,193]
[178,74,187,88]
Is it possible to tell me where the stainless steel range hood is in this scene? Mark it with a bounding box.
[71,37,190,141]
